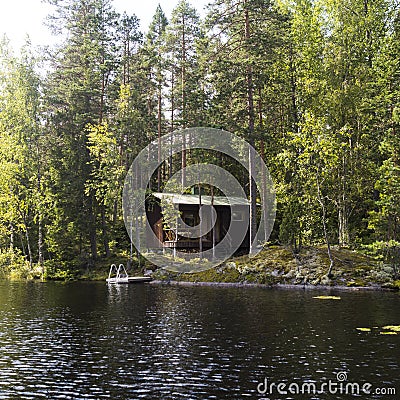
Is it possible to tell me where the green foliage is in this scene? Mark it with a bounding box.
[86,122,125,206]
[42,260,79,281]
[0,0,399,281]
[0,250,29,278]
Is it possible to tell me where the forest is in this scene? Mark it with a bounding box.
[0,0,399,279]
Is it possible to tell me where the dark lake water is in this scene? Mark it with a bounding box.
[0,282,398,399]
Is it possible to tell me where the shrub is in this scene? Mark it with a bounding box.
[0,249,31,279]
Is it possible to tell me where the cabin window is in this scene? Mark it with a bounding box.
[183,213,196,227]
[232,210,244,221]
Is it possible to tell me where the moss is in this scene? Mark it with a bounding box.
[183,266,242,283]
[256,273,280,285]
[243,274,258,283]
[43,244,392,287]
[393,280,400,289]
[155,245,383,287]
[353,267,371,277]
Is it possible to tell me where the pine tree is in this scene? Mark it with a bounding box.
[145,5,168,191]
[45,0,121,262]
[205,0,284,251]
[166,0,203,186]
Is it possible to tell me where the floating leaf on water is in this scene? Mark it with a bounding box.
[380,331,397,335]
[382,325,400,332]
[313,296,341,300]
[356,328,371,332]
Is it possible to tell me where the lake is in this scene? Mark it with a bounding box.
[0,282,398,399]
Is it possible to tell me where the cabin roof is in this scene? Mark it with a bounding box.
[152,192,250,206]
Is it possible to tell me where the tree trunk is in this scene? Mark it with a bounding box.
[37,148,44,276]
[89,193,97,262]
[113,200,118,224]
[338,203,349,247]
[182,135,187,187]
[258,89,269,243]
[211,186,216,260]
[19,231,26,258]
[23,216,32,269]
[338,155,350,246]
[100,70,105,124]
[181,12,187,188]
[101,205,111,258]
[198,181,203,258]
[317,176,334,277]
[260,140,269,243]
[289,43,299,133]
[244,3,257,254]
[169,69,175,178]
[9,223,14,253]
[38,212,44,275]
[157,84,162,191]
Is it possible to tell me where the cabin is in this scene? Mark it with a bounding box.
[146,192,250,254]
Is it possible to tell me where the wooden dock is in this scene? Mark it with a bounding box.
[106,276,152,284]
[106,264,152,284]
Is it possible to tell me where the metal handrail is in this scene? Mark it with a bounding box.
[108,264,117,280]
[116,263,128,278]
[108,263,129,280]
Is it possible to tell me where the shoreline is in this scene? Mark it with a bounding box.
[147,245,400,292]
[1,278,397,292]
[149,279,396,292]
[5,246,399,289]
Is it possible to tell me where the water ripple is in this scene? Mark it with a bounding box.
[0,283,398,399]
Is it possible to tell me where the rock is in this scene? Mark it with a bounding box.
[320,275,331,285]
[284,269,295,279]
[383,266,394,274]
[295,272,303,280]
[155,268,168,278]
[381,282,400,290]
[241,266,251,275]
[368,269,392,283]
